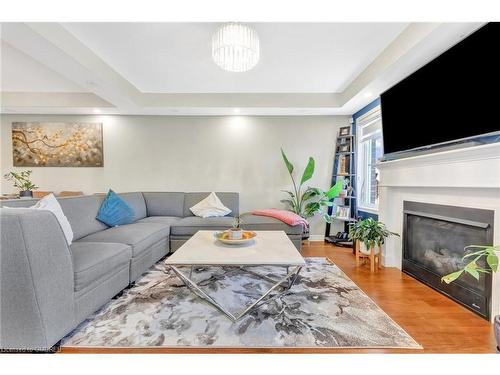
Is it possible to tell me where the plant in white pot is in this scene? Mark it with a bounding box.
[442,245,499,352]
[3,170,38,198]
[228,216,244,240]
[348,218,399,271]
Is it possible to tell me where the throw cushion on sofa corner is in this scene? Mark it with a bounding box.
[189,192,232,218]
[96,190,135,227]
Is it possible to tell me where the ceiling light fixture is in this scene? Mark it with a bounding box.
[212,23,260,72]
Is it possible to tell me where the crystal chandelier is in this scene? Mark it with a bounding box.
[212,23,260,72]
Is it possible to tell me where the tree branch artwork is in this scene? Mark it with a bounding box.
[12,122,103,167]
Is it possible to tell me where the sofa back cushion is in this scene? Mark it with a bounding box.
[143,192,185,217]
[117,192,147,221]
[57,195,108,240]
[183,192,239,217]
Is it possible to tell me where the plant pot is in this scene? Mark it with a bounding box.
[359,242,380,255]
[19,190,33,199]
[228,228,243,240]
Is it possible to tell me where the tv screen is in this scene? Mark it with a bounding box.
[380,23,500,157]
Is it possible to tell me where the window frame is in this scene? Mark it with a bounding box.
[356,105,383,213]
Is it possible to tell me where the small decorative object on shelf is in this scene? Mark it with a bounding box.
[338,143,351,153]
[339,126,351,136]
[3,170,38,199]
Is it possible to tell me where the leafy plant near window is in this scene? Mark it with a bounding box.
[280,148,342,223]
[348,218,399,248]
[3,170,38,192]
[441,245,499,284]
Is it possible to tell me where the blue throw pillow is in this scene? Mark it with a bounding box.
[96,190,135,227]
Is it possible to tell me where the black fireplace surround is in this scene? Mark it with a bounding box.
[402,201,494,320]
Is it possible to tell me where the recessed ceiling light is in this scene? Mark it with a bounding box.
[363,91,373,98]
[93,108,101,114]
[233,108,241,114]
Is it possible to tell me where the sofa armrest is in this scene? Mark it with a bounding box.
[1,209,75,350]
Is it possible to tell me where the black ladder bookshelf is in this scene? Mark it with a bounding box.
[324,129,357,247]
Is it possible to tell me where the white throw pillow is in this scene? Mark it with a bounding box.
[32,194,74,245]
[189,192,232,218]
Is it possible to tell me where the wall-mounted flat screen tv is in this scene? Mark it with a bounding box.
[380,23,500,159]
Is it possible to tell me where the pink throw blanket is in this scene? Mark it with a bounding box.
[252,209,309,229]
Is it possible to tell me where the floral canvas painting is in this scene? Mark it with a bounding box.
[12,122,103,167]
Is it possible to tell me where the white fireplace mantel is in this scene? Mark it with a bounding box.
[377,142,500,321]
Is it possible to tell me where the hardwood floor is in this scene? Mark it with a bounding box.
[61,242,496,354]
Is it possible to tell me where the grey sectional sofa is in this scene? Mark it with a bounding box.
[0,192,302,350]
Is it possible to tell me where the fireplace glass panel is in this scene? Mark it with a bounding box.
[405,215,488,293]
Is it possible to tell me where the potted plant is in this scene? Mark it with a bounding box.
[442,245,499,352]
[228,216,244,240]
[348,218,399,255]
[3,170,38,198]
[280,148,343,238]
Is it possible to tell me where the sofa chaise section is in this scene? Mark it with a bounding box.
[1,209,78,350]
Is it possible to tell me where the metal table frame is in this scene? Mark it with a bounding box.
[169,264,303,322]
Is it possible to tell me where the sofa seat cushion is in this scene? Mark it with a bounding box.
[170,216,234,236]
[137,216,182,227]
[71,242,132,292]
[240,214,303,235]
[79,223,169,257]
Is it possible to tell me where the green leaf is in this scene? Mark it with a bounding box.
[486,253,498,272]
[300,157,315,185]
[465,267,480,280]
[441,270,464,284]
[325,180,343,199]
[281,148,294,175]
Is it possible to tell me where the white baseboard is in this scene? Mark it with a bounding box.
[307,235,325,242]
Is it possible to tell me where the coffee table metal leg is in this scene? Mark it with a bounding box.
[169,265,302,322]
[170,266,237,321]
[235,266,302,320]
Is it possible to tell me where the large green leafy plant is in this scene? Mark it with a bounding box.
[280,148,342,223]
[348,218,399,248]
[3,170,38,191]
[442,245,499,284]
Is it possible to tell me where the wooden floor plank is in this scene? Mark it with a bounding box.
[60,242,496,354]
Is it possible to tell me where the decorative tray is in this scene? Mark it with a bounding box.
[214,230,257,245]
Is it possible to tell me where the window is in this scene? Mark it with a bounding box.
[356,106,383,212]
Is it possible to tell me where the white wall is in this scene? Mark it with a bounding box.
[0,114,349,236]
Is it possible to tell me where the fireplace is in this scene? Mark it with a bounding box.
[402,201,494,319]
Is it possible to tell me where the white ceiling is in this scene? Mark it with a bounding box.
[62,22,408,93]
[1,41,87,93]
[0,22,484,115]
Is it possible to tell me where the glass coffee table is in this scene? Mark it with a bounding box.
[165,230,306,322]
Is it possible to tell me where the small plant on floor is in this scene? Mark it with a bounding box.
[280,148,342,223]
[348,218,399,250]
[3,170,38,197]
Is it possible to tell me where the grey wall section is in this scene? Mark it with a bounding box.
[0,115,349,235]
